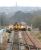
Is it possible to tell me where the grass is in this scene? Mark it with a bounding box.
[31,30,41,42]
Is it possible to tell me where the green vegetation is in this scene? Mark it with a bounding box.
[31,31,41,42]
[32,16,41,31]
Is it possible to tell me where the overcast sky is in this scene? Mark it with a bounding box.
[0,0,41,7]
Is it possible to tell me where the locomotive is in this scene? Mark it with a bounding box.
[6,22,27,32]
[13,22,27,31]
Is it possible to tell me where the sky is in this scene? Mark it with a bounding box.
[0,0,41,7]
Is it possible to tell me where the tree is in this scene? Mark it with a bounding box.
[32,16,41,31]
[0,12,7,26]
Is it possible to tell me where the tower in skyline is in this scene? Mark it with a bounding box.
[15,1,18,11]
[16,1,18,8]
[16,1,17,7]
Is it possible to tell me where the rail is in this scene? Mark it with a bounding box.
[6,31,41,50]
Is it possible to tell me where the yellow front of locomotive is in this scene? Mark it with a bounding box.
[20,25,27,31]
[14,23,21,31]
[14,22,27,31]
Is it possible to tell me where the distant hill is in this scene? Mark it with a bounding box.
[10,11,33,24]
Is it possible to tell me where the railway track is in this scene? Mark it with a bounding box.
[22,31,41,50]
[12,31,26,50]
[6,31,41,50]
[12,31,36,50]
[21,31,36,49]
[6,31,26,50]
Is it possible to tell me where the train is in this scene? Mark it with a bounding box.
[6,22,31,32]
[13,22,27,31]
[6,22,27,32]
